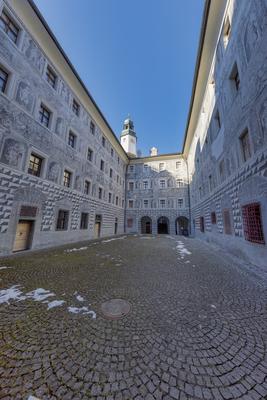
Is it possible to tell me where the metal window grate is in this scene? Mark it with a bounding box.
[242,203,265,244]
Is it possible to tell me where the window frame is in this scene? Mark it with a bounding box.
[239,129,251,163]
[0,9,20,45]
[56,209,69,231]
[84,179,91,195]
[0,65,9,94]
[242,203,265,244]
[68,130,77,149]
[28,153,43,177]
[63,169,72,188]
[39,103,51,128]
[87,147,93,162]
[72,98,80,116]
[45,65,57,89]
[80,212,89,230]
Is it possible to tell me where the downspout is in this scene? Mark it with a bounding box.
[185,158,192,236]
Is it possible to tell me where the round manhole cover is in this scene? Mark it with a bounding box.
[101,299,131,319]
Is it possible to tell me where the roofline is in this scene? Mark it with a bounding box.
[182,0,211,154]
[27,0,128,158]
[129,152,183,162]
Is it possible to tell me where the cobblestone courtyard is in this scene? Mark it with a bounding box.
[0,235,267,400]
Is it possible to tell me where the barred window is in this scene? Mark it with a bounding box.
[108,193,112,203]
[128,182,134,191]
[242,203,265,244]
[109,168,113,178]
[98,187,103,199]
[80,212,89,230]
[176,179,183,188]
[128,200,134,208]
[127,218,133,228]
[56,210,69,230]
[0,11,19,44]
[115,196,118,205]
[0,67,8,93]
[160,199,166,208]
[28,154,43,177]
[143,181,148,189]
[178,199,183,208]
[39,104,50,127]
[160,180,166,189]
[143,200,149,208]
[100,159,104,171]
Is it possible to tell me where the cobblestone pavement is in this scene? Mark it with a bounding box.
[1,235,267,400]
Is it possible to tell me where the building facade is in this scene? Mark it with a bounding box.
[0,0,267,268]
[0,0,127,255]
[184,0,267,267]
[125,152,190,236]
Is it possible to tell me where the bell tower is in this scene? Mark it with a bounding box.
[120,116,137,157]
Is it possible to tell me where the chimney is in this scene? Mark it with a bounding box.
[150,147,158,156]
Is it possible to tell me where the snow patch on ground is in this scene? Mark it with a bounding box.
[47,300,65,309]
[65,246,88,253]
[0,286,96,318]
[176,240,192,259]
[0,285,24,304]
[27,288,55,302]
[68,306,96,318]
[75,292,85,302]
[101,236,127,243]
[0,266,10,270]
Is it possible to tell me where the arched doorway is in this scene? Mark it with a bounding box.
[176,216,189,236]
[141,216,152,234]
[157,217,169,234]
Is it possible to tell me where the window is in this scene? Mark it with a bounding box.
[39,104,50,128]
[46,66,57,89]
[223,209,232,235]
[84,180,90,195]
[98,187,102,199]
[63,170,71,187]
[128,200,134,208]
[108,192,112,203]
[242,203,265,244]
[219,159,225,181]
[176,179,183,188]
[87,147,93,162]
[111,148,114,157]
[223,16,231,48]
[129,182,134,191]
[68,131,76,148]
[90,121,95,135]
[240,130,251,162]
[143,200,148,208]
[230,63,240,91]
[127,218,133,228]
[176,161,181,169]
[160,180,166,189]
[214,109,221,131]
[178,199,183,208]
[117,156,120,164]
[122,199,124,208]
[115,196,118,206]
[56,210,69,230]
[102,136,106,147]
[109,168,113,178]
[208,175,213,191]
[80,212,89,230]
[0,67,8,93]
[100,160,104,171]
[28,153,43,177]
[129,165,134,172]
[117,175,119,183]
[200,217,204,232]
[143,181,148,189]
[211,212,217,224]
[144,164,148,171]
[159,162,165,171]
[72,99,80,116]
[160,199,166,208]
[0,10,19,44]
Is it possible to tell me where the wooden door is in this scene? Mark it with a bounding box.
[94,222,101,238]
[13,221,33,252]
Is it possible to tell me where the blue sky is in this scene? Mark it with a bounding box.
[35,0,204,156]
